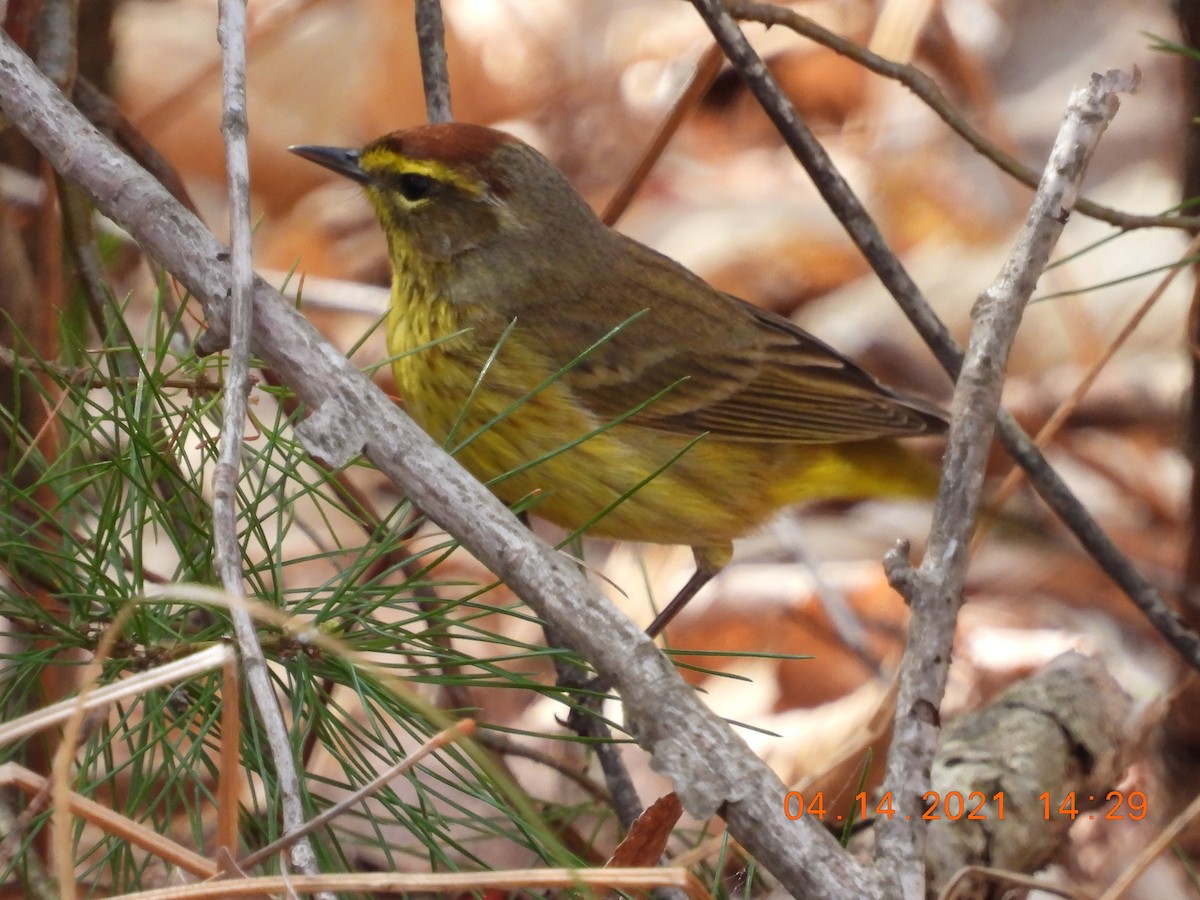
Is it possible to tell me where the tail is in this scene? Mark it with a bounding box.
[775,439,1042,541]
[769,438,942,507]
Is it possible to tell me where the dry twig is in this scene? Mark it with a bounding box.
[415,0,452,123]
[214,0,322,879]
[878,71,1134,895]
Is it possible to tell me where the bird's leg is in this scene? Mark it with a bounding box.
[644,544,731,639]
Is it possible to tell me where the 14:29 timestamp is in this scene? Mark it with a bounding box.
[1040,791,1147,821]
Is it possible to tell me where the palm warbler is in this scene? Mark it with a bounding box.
[291,123,945,635]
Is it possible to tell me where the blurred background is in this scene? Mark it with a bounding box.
[116,0,1199,886]
[3,0,1199,894]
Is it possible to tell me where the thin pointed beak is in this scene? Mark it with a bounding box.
[288,145,369,184]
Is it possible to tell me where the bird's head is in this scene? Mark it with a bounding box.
[290,123,602,268]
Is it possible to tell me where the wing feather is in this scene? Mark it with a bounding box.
[523,235,946,443]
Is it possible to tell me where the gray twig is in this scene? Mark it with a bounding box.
[415,0,452,123]
[215,0,322,881]
[34,0,77,91]
[878,72,1134,896]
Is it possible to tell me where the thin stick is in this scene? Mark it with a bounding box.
[0,645,233,748]
[0,763,220,880]
[216,655,241,865]
[878,72,1131,895]
[601,43,724,226]
[215,0,322,879]
[981,230,1200,530]
[415,0,452,122]
[104,867,711,900]
[1176,0,1200,597]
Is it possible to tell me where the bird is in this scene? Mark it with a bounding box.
[290,122,946,636]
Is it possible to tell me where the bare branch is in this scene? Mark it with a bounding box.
[879,70,1133,894]
[215,0,322,879]
[415,0,452,122]
[601,43,724,226]
[33,0,78,92]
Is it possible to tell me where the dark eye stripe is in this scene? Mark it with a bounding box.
[396,172,439,202]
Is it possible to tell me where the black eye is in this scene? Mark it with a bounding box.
[396,173,439,202]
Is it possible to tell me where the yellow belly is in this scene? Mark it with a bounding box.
[387,294,924,550]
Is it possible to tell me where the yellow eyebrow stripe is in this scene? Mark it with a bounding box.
[359,150,485,197]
